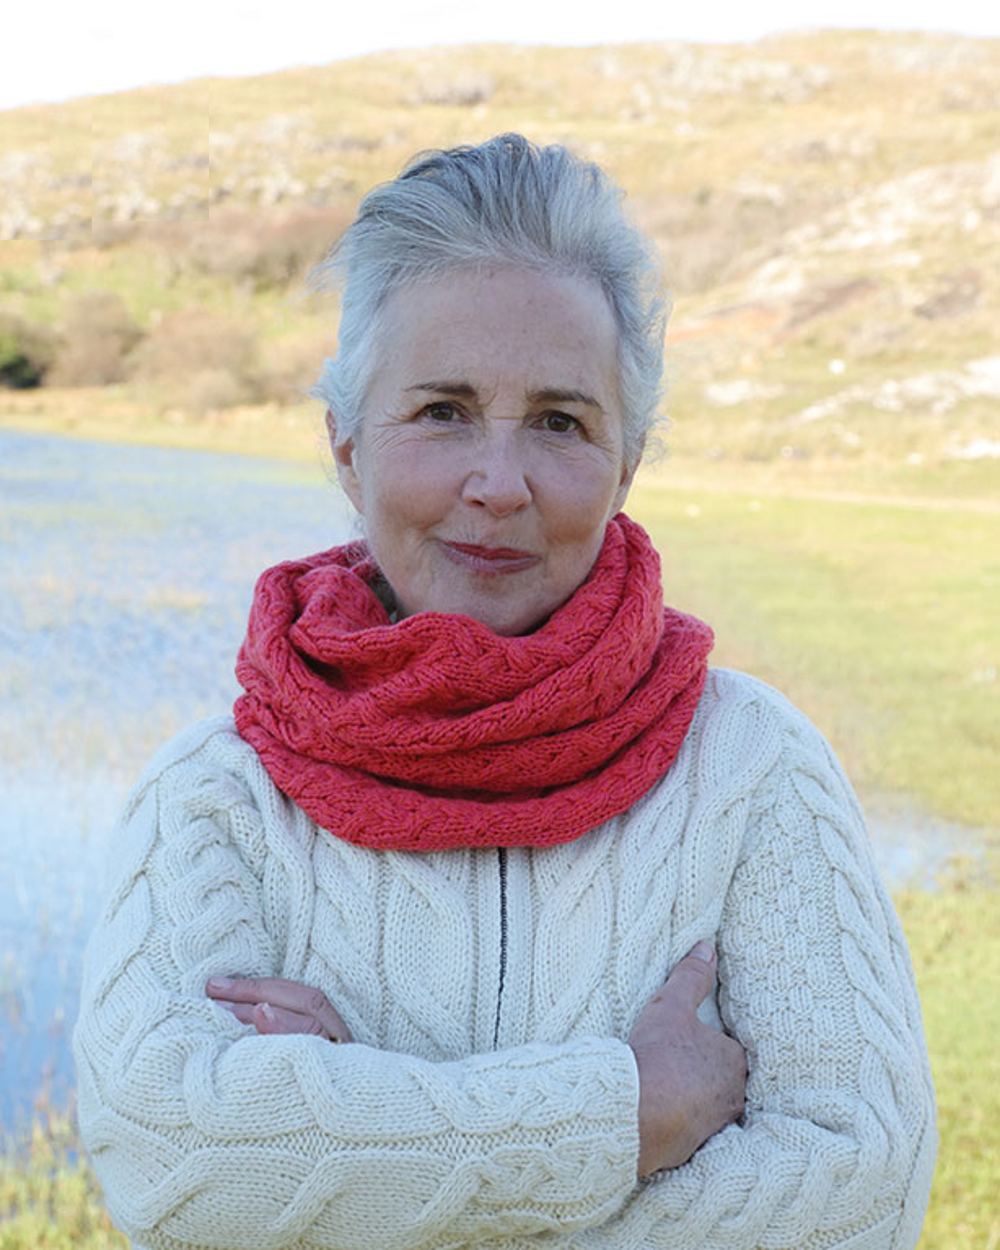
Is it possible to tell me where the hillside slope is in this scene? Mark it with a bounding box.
[1,32,998,478]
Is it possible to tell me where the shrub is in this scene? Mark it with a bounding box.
[185,367,253,414]
[49,291,144,386]
[174,204,353,292]
[256,328,333,404]
[126,308,259,412]
[128,308,256,380]
[0,310,57,388]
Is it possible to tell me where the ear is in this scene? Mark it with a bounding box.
[326,409,364,512]
[611,454,638,515]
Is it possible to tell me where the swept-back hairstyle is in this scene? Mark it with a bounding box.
[311,133,668,464]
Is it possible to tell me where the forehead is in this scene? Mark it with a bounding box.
[373,266,620,396]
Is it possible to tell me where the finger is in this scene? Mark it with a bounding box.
[253,1002,331,1038]
[660,941,717,1012]
[212,999,258,1027]
[213,998,346,1041]
[206,975,322,1011]
[206,976,347,1041]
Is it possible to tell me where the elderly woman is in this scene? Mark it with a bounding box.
[73,134,935,1250]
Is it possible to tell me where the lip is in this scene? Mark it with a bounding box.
[440,541,541,575]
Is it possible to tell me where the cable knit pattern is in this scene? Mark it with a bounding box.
[233,513,714,850]
[72,668,936,1250]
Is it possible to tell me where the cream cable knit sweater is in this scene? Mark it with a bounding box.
[72,667,936,1250]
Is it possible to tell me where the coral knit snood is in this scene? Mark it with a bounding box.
[234,513,714,852]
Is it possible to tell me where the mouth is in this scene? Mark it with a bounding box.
[440,541,541,575]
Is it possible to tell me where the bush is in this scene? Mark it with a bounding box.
[174,205,353,292]
[256,328,333,404]
[185,367,253,414]
[127,308,260,413]
[49,291,144,386]
[128,308,256,380]
[0,311,57,388]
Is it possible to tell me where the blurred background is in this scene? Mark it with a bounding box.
[1,2,997,1245]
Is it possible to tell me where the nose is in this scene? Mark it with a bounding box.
[460,429,532,516]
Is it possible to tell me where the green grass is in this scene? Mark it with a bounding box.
[0,1112,127,1248]
[895,881,1000,1250]
[2,882,996,1248]
[630,475,1000,830]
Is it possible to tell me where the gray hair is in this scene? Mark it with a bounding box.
[310,133,669,465]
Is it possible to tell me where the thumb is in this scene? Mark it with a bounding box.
[662,940,716,1012]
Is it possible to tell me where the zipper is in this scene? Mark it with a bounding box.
[492,846,508,1049]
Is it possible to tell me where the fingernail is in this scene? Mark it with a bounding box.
[259,1002,275,1021]
[691,940,715,963]
[207,977,234,990]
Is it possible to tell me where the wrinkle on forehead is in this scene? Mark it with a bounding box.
[363,266,624,433]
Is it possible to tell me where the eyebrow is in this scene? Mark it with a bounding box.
[404,381,604,411]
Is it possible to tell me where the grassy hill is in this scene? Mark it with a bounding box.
[1,31,998,487]
[1,34,998,830]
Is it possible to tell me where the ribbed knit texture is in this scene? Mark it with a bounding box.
[233,513,714,850]
[72,669,936,1250]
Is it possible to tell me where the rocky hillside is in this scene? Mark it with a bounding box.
[1,31,997,470]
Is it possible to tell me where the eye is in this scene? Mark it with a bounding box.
[420,402,462,424]
[539,411,582,434]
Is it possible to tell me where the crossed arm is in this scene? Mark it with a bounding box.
[73,719,936,1250]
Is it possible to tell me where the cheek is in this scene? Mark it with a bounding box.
[544,458,623,538]
[362,442,456,532]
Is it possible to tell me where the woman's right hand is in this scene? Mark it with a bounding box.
[627,941,747,1178]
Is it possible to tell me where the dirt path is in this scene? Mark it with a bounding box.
[642,471,1000,515]
[717,485,1000,515]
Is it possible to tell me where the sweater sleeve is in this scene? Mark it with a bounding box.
[570,700,937,1250]
[71,741,640,1250]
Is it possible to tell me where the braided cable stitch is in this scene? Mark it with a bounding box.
[74,728,641,1248]
[72,670,936,1249]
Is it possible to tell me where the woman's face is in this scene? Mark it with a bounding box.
[329,265,635,636]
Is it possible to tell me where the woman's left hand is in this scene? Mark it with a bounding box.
[205,975,353,1043]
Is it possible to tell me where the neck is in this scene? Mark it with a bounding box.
[371,571,400,621]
